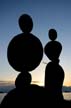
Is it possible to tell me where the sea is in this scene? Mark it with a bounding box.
[0,93,71,104]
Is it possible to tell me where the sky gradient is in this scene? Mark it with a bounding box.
[0,0,71,86]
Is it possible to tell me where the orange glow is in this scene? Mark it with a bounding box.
[63,81,71,86]
[31,81,44,86]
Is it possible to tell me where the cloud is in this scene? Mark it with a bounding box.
[0,81,14,86]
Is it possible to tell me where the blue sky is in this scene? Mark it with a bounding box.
[0,0,71,86]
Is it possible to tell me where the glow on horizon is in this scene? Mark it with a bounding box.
[0,60,71,87]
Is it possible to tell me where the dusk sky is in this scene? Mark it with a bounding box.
[0,0,71,86]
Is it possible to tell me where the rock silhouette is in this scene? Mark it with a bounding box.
[44,29,71,107]
[7,14,43,72]
[0,14,43,107]
[44,29,62,62]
